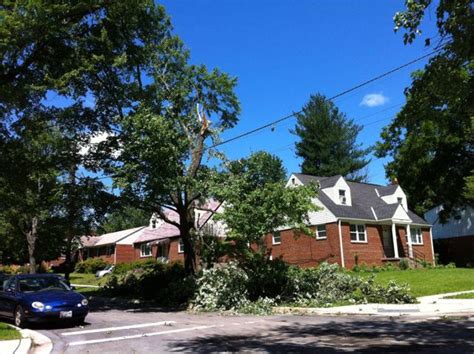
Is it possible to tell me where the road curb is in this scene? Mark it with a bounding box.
[20,328,53,354]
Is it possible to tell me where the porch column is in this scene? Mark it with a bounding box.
[391,223,399,259]
[406,224,413,258]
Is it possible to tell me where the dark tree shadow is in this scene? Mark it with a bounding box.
[169,317,474,353]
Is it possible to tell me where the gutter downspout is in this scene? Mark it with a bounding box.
[429,226,435,266]
[113,245,117,265]
[338,220,345,268]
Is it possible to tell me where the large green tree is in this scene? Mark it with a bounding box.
[211,151,318,256]
[293,94,371,181]
[376,0,473,219]
[0,112,63,273]
[1,1,174,271]
[99,206,150,234]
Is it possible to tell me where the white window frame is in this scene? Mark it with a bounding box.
[410,227,423,245]
[178,238,185,253]
[315,225,327,240]
[272,231,281,245]
[140,242,152,257]
[349,223,367,243]
[339,189,346,204]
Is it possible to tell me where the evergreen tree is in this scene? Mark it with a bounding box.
[293,94,370,181]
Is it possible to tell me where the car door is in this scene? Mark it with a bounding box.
[0,278,18,318]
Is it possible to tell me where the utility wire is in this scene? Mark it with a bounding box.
[208,46,446,150]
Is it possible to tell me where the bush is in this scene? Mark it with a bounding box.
[75,258,108,274]
[0,265,29,274]
[398,259,410,270]
[192,262,249,312]
[191,260,416,312]
[104,261,195,306]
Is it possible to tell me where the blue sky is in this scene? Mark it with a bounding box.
[161,0,438,185]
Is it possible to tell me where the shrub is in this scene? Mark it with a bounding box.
[191,262,249,311]
[104,261,195,306]
[74,258,108,274]
[0,265,29,274]
[191,260,416,312]
[398,259,410,270]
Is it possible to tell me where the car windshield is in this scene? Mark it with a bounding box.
[18,277,71,293]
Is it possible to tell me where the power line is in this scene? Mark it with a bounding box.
[209,46,445,150]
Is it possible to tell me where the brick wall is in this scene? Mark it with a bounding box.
[133,238,185,263]
[263,223,341,268]
[263,222,434,269]
[115,244,136,264]
[397,226,434,264]
[341,223,385,269]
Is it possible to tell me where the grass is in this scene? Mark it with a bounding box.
[62,272,110,295]
[0,323,21,341]
[445,292,474,299]
[360,268,474,298]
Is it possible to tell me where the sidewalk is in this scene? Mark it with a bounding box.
[274,290,474,317]
[0,326,52,354]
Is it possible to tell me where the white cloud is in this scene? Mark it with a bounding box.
[360,93,389,107]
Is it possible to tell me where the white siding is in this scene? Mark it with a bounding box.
[392,204,411,222]
[322,177,352,206]
[307,197,338,225]
[381,186,408,210]
[425,206,473,239]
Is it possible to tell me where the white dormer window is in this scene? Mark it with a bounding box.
[339,190,346,204]
[291,177,296,185]
[152,219,157,229]
[397,197,403,204]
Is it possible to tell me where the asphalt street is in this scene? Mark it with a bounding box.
[36,308,474,353]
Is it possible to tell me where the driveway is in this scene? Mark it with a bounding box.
[34,306,474,353]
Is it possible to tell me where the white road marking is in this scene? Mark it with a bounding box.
[68,324,223,346]
[61,321,176,336]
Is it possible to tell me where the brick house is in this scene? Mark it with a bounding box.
[263,174,434,269]
[79,226,146,264]
[133,200,225,263]
[79,201,224,265]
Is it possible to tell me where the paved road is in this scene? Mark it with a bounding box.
[36,308,474,353]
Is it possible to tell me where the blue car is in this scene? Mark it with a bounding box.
[0,274,89,328]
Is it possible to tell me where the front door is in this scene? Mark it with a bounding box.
[156,243,169,263]
[382,227,395,258]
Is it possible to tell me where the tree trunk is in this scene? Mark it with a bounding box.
[64,165,77,281]
[181,227,197,275]
[26,217,38,274]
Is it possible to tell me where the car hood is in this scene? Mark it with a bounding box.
[23,290,85,305]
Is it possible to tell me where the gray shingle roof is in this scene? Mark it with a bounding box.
[294,173,429,225]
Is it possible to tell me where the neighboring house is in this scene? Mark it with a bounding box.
[262,174,434,269]
[133,200,225,263]
[79,200,224,265]
[424,206,474,266]
[79,227,146,264]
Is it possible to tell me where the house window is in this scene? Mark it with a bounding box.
[315,225,327,240]
[339,190,346,204]
[350,224,367,242]
[410,227,423,245]
[152,219,157,229]
[106,245,115,256]
[272,232,281,245]
[178,239,185,253]
[397,197,403,204]
[140,243,152,257]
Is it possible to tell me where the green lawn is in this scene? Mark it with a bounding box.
[445,292,474,299]
[0,323,21,341]
[362,268,474,298]
[66,272,103,286]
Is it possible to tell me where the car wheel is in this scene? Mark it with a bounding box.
[14,305,27,328]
